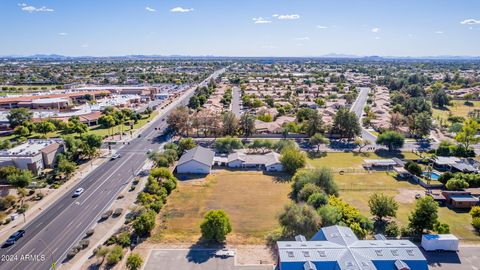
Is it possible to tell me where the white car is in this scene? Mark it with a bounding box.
[215,249,235,258]
[111,154,121,160]
[73,188,84,197]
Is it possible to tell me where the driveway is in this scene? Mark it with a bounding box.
[144,249,272,270]
[426,247,480,270]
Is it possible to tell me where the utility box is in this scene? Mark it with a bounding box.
[421,234,459,251]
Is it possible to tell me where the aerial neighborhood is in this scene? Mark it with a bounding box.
[1,1,480,267]
[1,57,479,270]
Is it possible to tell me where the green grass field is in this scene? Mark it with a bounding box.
[150,171,291,244]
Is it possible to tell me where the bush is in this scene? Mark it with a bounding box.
[472,217,480,232]
[445,178,469,191]
[433,221,450,234]
[17,204,29,214]
[126,253,143,270]
[400,226,415,237]
[200,210,232,243]
[280,146,306,175]
[385,221,400,238]
[405,161,422,176]
[116,232,131,248]
[470,206,480,219]
[106,245,123,266]
[298,183,323,202]
[306,192,328,209]
[438,172,454,185]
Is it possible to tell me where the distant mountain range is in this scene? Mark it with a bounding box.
[1,53,480,61]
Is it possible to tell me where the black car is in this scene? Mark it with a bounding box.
[3,230,25,247]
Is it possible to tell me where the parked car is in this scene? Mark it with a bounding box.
[215,249,235,258]
[3,230,25,247]
[73,188,84,197]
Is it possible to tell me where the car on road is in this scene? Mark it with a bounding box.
[73,188,85,197]
[2,230,25,247]
[111,154,121,160]
[146,149,153,154]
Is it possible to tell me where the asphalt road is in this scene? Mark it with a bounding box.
[231,86,242,118]
[349,87,379,143]
[0,69,225,270]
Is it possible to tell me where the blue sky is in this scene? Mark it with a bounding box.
[1,0,480,57]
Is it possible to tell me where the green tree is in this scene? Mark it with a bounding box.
[305,110,324,136]
[280,146,306,175]
[133,210,156,236]
[408,196,439,235]
[7,108,32,128]
[222,111,239,136]
[239,113,256,138]
[291,167,338,198]
[455,119,479,150]
[309,133,329,153]
[404,161,422,176]
[56,155,77,179]
[376,131,405,151]
[98,114,116,128]
[214,136,243,153]
[306,192,329,209]
[412,112,433,138]
[278,203,321,238]
[354,138,371,153]
[432,89,449,108]
[95,246,110,265]
[126,253,143,270]
[200,210,232,243]
[13,125,30,137]
[7,170,33,188]
[331,108,361,140]
[167,106,190,135]
[178,137,197,154]
[368,193,399,221]
[445,178,469,190]
[34,121,56,136]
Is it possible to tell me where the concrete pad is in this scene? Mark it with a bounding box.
[143,249,272,270]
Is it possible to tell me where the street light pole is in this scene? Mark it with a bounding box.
[38,238,56,270]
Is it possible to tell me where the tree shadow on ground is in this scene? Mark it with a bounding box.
[307,151,328,159]
[352,151,371,157]
[374,149,405,159]
[185,239,226,264]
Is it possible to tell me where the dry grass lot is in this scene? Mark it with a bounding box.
[309,152,480,242]
[307,151,420,169]
[150,171,291,245]
[433,100,480,123]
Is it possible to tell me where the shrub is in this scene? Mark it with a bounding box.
[445,178,469,190]
[298,183,323,202]
[106,245,123,265]
[438,172,454,185]
[200,210,232,243]
[405,161,422,176]
[433,221,450,234]
[470,206,480,219]
[306,192,328,209]
[126,253,143,270]
[116,232,131,248]
[472,217,480,232]
[385,221,400,238]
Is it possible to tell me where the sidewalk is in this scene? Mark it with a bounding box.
[0,149,110,243]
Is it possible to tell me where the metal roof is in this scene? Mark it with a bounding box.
[177,146,215,167]
[277,226,427,270]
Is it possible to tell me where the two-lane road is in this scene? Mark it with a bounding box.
[0,68,225,270]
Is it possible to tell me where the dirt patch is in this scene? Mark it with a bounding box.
[395,188,424,204]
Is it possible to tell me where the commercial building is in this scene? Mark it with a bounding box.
[0,90,110,109]
[276,225,428,270]
[0,139,64,175]
[176,146,215,174]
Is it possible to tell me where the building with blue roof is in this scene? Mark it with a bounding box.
[276,225,428,270]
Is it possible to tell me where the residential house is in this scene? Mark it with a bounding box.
[176,146,215,174]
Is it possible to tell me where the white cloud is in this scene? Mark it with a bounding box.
[460,19,480,25]
[371,27,380,33]
[170,7,194,13]
[253,17,272,24]
[316,25,328,29]
[58,32,68,36]
[145,7,156,12]
[19,3,54,13]
[294,37,310,41]
[81,44,89,48]
[435,31,444,34]
[276,14,300,20]
[374,37,381,40]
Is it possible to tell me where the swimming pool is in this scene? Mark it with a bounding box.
[422,171,440,181]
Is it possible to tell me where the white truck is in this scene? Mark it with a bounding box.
[421,234,459,251]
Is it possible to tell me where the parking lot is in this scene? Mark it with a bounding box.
[426,247,480,270]
[143,249,272,270]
